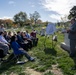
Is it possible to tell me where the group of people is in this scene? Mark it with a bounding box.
[0,24,38,61]
[0,18,76,63]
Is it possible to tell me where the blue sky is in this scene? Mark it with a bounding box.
[0,0,76,22]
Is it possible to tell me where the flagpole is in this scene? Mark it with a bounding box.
[44,35,47,49]
[45,22,56,49]
[52,34,53,49]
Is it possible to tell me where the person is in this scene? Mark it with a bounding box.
[0,32,10,54]
[25,30,31,39]
[0,32,9,44]
[21,31,33,49]
[10,35,35,61]
[0,24,5,32]
[16,31,29,51]
[67,18,76,57]
[0,41,9,55]
[30,30,38,46]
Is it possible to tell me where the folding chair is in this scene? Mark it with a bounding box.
[0,48,6,61]
[10,49,26,64]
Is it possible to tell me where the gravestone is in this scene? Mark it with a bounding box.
[61,33,70,52]
[40,27,45,36]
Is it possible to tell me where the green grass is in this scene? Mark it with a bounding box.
[44,71,54,75]
[0,27,76,75]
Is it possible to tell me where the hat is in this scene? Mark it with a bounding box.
[71,18,76,21]
[1,24,4,26]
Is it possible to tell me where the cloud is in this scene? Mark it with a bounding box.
[28,2,35,8]
[8,1,15,6]
[50,14,61,21]
[31,5,35,7]
[0,16,13,20]
[40,0,76,22]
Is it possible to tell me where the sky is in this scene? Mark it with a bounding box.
[0,0,76,23]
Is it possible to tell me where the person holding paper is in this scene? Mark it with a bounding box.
[67,18,76,57]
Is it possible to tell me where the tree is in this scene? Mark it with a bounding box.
[29,13,34,24]
[25,19,31,26]
[13,11,27,27]
[36,19,42,24]
[30,11,40,24]
[68,6,76,19]
[0,19,3,25]
[4,19,13,28]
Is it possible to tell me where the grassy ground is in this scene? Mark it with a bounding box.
[0,27,76,75]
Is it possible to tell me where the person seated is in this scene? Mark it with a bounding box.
[0,48,5,61]
[0,32,9,45]
[0,41,9,56]
[3,31,12,49]
[25,30,31,39]
[16,31,29,51]
[21,31,33,49]
[7,31,12,43]
[0,32,10,53]
[0,41,9,61]
[30,30,38,46]
[10,35,35,61]
[0,24,5,32]
[4,31,8,41]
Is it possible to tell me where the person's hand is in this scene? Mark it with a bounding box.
[19,48,24,50]
[7,43,10,46]
[67,29,70,33]
[5,43,10,46]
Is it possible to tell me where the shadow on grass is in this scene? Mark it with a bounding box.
[44,47,57,56]
[61,48,76,70]
[70,56,76,70]
[0,53,18,74]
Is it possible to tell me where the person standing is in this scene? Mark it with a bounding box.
[67,18,76,57]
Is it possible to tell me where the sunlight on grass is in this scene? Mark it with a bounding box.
[0,27,76,75]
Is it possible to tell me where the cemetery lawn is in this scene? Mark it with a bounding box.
[0,27,76,75]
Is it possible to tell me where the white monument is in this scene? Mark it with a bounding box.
[61,33,70,52]
[40,27,45,36]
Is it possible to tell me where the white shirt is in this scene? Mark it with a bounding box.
[0,35,8,44]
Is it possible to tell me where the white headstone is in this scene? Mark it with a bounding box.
[40,28,45,36]
[61,33,70,51]
[64,33,70,47]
